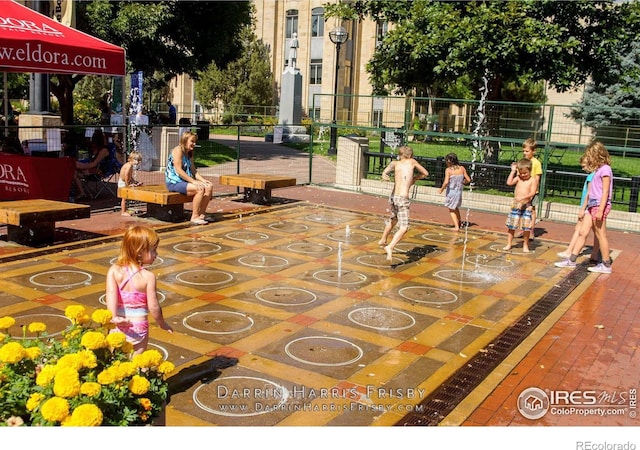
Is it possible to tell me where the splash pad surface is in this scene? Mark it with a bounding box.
[0,204,589,426]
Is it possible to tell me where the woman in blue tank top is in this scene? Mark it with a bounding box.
[165,131,213,225]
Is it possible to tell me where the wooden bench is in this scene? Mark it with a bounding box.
[219,174,296,204]
[0,199,91,246]
[118,185,194,222]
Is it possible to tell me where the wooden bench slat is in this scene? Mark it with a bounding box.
[118,185,194,222]
[219,174,296,190]
[118,186,193,205]
[0,200,90,226]
[0,199,91,246]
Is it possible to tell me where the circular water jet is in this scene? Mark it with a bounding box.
[176,269,234,286]
[435,269,503,284]
[225,231,269,242]
[173,242,222,254]
[421,232,464,244]
[398,286,458,306]
[465,253,515,269]
[305,213,345,225]
[255,287,317,306]
[348,307,415,331]
[356,254,404,268]
[193,376,289,417]
[183,310,254,335]
[29,270,92,288]
[286,242,333,255]
[359,222,384,232]
[285,336,363,366]
[312,269,367,286]
[326,231,369,244]
[268,222,309,233]
[239,254,289,269]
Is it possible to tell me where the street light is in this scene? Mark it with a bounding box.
[328,26,348,156]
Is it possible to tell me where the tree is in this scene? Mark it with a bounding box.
[325,0,640,159]
[195,28,275,120]
[327,1,636,98]
[571,40,640,147]
[50,1,252,124]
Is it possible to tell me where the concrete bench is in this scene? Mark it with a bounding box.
[219,174,296,204]
[0,199,91,246]
[118,185,194,222]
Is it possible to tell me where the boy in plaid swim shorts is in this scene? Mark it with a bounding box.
[503,158,537,253]
[378,146,429,261]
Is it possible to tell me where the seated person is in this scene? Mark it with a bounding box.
[73,129,110,199]
[118,151,143,216]
[165,130,213,225]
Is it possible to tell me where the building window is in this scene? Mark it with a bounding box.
[286,9,298,39]
[309,60,322,85]
[311,7,324,37]
[376,21,388,47]
[373,110,383,128]
[308,107,321,120]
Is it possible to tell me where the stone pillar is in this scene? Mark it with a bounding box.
[335,136,368,189]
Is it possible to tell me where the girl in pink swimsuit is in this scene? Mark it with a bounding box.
[106,226,173,354]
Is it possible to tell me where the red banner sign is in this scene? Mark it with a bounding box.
[0,154,75,201]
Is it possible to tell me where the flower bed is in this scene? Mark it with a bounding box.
[0,305,175,426]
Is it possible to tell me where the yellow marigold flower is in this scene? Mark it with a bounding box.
[129,375,150,395]
[80,331,106,350]
[68,404,103,426]
[41,397,70,423]
[0,332,4,340]
[53,367,81,398]
[157,361,175,376]
[117,361,137,379]
[77,350,97,369]
[36,364,57,387]
[26,393,45,412]
[25,346,42,360]
[78,314,90,325]
[0,316,15,330]
[97,368,116,385]
[133,349,163,369]
[0,341,25,363]
[64,305,86,323]
[80,382,101,397]
[121,341,134,354]
[91,309,112,325]
[139,397,152,411]
[57,353,82,370]
[106,331,127,348]
[27,321,47,334]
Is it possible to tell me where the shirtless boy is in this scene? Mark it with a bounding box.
[378,146,429,261]
[503,158,537,253]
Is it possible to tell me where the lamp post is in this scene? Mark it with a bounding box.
[328,26,348,156]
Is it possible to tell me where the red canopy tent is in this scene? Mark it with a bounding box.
[0,0,125,76]
[0,1,126,201]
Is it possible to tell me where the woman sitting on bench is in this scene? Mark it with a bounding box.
[165,130,213,225]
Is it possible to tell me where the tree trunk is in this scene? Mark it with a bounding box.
[50,75,83,125]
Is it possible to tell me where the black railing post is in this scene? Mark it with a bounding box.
[629,176,640,212]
